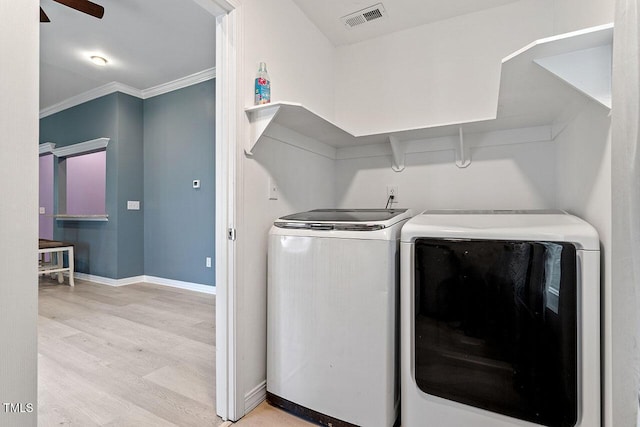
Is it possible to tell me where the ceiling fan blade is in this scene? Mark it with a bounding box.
[40,7,51,23]
[53,0,104,19]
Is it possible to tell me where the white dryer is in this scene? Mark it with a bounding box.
[400,210,600,427]
[268,208,413,427]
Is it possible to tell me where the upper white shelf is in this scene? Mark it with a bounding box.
[499,23,613,119]
[245,24,613,170]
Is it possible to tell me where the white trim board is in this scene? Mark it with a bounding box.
[72,272,145,287]
[144,275,216,294]
[40,82,141,119]
[142,68,217,99]
[244,381,266,414]
[39,142,56,155]
[214,1,242,420]
[71,272,216,294]
[40,67,217,119]
[52,137,109,157]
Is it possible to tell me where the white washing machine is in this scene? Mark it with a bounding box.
[400,210,600,427]
[267,208,413,427]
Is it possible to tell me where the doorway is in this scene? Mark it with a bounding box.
[36,0,235,419]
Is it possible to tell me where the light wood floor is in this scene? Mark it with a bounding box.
[233,402,315,427]
[38,278,222,427]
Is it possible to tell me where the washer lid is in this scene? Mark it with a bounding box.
[401,209,599,250]
[275,208,411,230]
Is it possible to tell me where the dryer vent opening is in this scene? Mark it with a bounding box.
[341,3,387,29]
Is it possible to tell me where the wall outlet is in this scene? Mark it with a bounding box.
[206,257,212,268]
[39,207,46,214]
[268,178,278,200]
[387,185,398,202]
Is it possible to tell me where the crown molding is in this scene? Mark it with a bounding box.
[39,67,216,119]
[39,142,56,155]
[51,137,110,157]
[39,82,142,119]
[192,0,234,16]
[142,67,216,99]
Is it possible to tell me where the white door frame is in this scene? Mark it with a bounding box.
[203,0,243,422]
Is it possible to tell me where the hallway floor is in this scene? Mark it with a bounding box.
[38,278,221,426]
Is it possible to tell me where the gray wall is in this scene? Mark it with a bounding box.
[38,82,215,285]
[0,0,38,425]
[116,94,145,278]
[143,80,216,286]
[40,92,145,279]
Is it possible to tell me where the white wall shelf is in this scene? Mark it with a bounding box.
[55,214,109,222]
[245,24,612,170]
[499,23,613,118]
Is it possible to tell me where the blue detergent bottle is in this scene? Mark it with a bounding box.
[254,62,271,105]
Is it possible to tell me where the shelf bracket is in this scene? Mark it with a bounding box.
[455,127,471,168]
[245,104,282,156]
[389,135,406,172]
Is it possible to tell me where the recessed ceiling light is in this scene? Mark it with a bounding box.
[90,55,108,66]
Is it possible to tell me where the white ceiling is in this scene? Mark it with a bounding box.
[291,0,523,46]
[40,0,216,110]
[40,0,522,110]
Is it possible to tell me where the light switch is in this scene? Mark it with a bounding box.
[127,201,140,210]
[193,180,201,189]
[39,207,46,214]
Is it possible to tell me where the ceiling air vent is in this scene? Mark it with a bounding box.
[341,3,387,29]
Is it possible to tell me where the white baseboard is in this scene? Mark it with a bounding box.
[72,272,215,294]
[244,380,267,414]
[73,272,145,287]
[144,275,216,294]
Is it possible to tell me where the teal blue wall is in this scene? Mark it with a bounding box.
[40,93,122,278]
[116,94,145,278]
[143,80,215,286]
[39,82,214,284]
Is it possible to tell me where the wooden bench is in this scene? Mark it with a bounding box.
[38,239,75,287]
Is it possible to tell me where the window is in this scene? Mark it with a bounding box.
[64,150,106,215]
[39,153,54,238]
[50,137,110,221]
